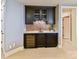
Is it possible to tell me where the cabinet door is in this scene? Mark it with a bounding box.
[46,33,58,47]
[36,34,46,47]
[24,34,35,48]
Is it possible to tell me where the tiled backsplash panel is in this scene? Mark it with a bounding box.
[26,24,51,31]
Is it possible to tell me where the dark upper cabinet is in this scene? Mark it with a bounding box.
[25,6,56,24]
[33,9,47,21]
[25,7,34,24]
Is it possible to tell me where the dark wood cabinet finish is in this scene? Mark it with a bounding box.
[24,33,58,48]
[36,34,46,47]
[46,33,58,47]
[24,34,36,48]
[25,6,56,24]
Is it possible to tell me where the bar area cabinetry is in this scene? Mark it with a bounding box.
[24,33,58,48]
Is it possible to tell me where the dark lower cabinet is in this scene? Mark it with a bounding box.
[24,33,58,48]
[46,33,58,47]
[24,34,35,48]
[36,34,46,47]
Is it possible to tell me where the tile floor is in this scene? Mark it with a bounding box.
[2,39,77,59]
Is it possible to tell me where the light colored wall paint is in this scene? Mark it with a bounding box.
[4,0,24,52]
[16,0,59,6]
[72,8,76,48]
[16,0,77,6]
[61,13,70,17]
[55,5,62,48]
[58,5,62,48]
[61,0,77,5]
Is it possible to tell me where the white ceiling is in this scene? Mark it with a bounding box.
[16,0,76,6]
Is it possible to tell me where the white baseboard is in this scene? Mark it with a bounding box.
[58,44,62,48]
[5,47,23,57]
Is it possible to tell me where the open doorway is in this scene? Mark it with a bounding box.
[61,7,76,48]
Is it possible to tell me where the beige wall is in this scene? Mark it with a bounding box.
[72,8,76,48]
[54,5,58,32]
[61,0,76,5]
